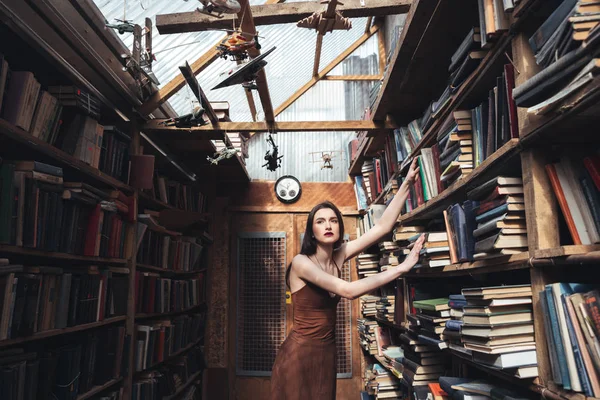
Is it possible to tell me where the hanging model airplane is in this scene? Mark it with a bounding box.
[297,0,352,34]
[207,148,239,165]
[216,29,262,61]
[196,0,241,18]
[212,46,276,91]
[106,18,135,35]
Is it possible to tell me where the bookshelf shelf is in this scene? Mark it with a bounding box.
[405,252,530,277]
[76,378,123,400]
[397,138,520,224]
[374,317,405,332]
[349,137,374,176]
[0,118,132,193]
[135,337,203,375]
[135,304,205,321]
[0,244,128,265]
[163,370,202,400]
[138,191,175,210]
[136,263,205,275]
[0,316,126,349]
[531,244,600,260]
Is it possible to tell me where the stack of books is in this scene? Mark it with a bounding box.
[360,295,381,318]
[460,284,538,379]
[467,176,527,258]
[443,294,468,355]
[376,295,396,322]
[357,254,380,278]
[413,298,451,351]
[438,111,474,188]
[358,317,379,355]
[414,232,451,269]
[379,241,401,271]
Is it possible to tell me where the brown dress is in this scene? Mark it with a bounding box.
[270,281,341,400]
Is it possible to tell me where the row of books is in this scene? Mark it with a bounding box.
[133,345,204,399]
[134,272,206,315]
[545,153,600,245]
[540,284,600,396]
[0,264,128,341]
[136,227,205,272]
[514,0,600,116]
[134,313,205,372]
[0,161,132,258]
[144,174,208,213]
[0,54,133,183]
[0,326,127,400]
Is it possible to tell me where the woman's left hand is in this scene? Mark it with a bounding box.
[399,233,425,273]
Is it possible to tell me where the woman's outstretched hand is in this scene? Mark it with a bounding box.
[405,158,420,185]
[399,233,426,273]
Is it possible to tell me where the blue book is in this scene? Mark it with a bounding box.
[449,294,466,301]
[446,319,463,331]
[545,286,571,389]
[475,203,509,224]
[539,290,562,385]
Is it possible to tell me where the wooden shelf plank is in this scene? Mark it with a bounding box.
[532,245,600,259]
[135,304,204,321]
[163,370,202,400]
[405,252,530,277]
[0,118,132,192]
[397,138,520,224]
[0,244,128,264]
[136,263,205,275]
[138,191,174,210]
[76,378,123,400]
[135,337,203,375]
[0,316,126,348]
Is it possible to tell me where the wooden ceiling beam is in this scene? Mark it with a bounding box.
[313,34,324,77]
[322,75,382,81]
[156,0,411,34]
[139,34,225,116]
[143,119,396,134]
[274,22,380,117]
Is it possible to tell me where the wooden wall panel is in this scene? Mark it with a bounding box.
[228,181,358,215]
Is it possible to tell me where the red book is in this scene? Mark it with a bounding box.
[84,204,102,256]
[477,197,508,215]
[584,156,600,191]
[545,163,582,245]
[504,64,519,139]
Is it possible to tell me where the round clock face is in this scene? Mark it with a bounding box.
[275,176,302,203]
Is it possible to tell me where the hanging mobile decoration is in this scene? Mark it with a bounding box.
[262,133,283,172]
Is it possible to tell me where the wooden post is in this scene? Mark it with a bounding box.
[123,119,141,400]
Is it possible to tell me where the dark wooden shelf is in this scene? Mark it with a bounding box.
[0,244,128,265]
[135,304,204,321]
[397,138,521,224]
[135,337,203,375]
[138,191,175,210]
[136,263,205,275]
[405,252,530,278]
[163,370,202,400]
[531,245,600,260]
[374,317,405,331]
[0,118,132,193]
[0,316,126,348]
[76,378,123,400]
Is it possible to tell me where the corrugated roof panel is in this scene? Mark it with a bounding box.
[318,17,368,71]
[328,34,379,75]
[245,131,354,182]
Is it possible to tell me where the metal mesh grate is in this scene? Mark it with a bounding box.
[335,257,352,378]
[236,232,287,376]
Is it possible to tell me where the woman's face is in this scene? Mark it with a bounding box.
[312,208,340,245]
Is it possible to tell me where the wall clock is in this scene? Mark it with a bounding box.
[275,175,302,204]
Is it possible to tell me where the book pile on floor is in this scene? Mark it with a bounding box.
[460,284,538,379]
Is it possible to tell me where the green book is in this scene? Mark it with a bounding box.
[413,298,450,311]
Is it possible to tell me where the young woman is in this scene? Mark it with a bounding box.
[270,158,425,400]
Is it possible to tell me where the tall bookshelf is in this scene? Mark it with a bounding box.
[0,13,218,400]
[352,1,600,400]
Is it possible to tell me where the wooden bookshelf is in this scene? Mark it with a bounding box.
[135,337,203,375]
[0,118,132,193]
[397,138,520,224]
[0,244,128,265]
[163,370,202,400]
[0,316,126,348]
[138,191,175,210]
[405,252,530,277]
[76,378,123,400]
